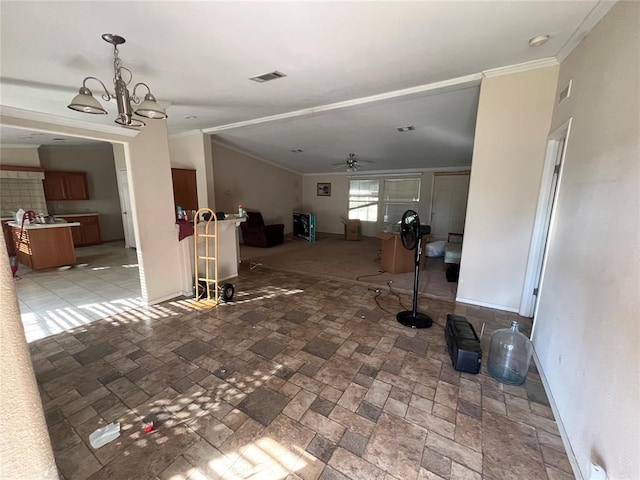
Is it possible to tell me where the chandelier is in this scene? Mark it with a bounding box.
[67,34,167,128]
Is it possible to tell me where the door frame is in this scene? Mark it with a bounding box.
[520,118,572,319]
[428,170,471,240]
[116,168,136,249]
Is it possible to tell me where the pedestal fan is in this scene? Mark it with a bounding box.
[396,210,433,328]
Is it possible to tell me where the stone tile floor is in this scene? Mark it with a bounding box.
[31,264,574,480]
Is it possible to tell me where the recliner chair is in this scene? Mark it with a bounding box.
[240,211,285,248]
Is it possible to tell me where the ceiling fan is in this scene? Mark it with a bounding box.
[332,153,375,172]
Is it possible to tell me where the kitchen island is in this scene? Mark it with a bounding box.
[9,221,80,271]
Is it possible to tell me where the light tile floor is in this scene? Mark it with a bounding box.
[14,242,142,343]
[28,263,575,480]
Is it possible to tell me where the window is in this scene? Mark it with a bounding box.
[382,178,421,227]
[348,179,379,221]
[348,176,421,224]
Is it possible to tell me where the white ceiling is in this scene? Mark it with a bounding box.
[0,1,611,173]
[0,126,102,147]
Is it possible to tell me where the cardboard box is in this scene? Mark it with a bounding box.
[376,231,428,274]
[343,219,361,241]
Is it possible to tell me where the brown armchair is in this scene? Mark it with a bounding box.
[240,211,284,248]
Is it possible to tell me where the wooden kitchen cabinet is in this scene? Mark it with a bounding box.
[58,215,102,246]
[2,221,15,257]
[171,168,198,212]
[43,171,89,200]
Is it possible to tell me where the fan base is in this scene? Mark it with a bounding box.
[397,311,433,329]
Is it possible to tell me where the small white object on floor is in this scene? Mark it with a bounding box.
[57,265,72,271]
[89,422,121,449]
[74,263,89,268]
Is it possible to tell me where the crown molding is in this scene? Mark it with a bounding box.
[0,106,139,139]
[0,143,41,149]
[203,73,482,134]
[303,165,472,177]
[210,138,301,176]
[168,129,205,140]
[482,57,559,78]
[556,0,616,62]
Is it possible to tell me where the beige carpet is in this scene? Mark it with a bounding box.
[240,233,458,302]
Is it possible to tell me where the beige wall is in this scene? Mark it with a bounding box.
[0,146,41,167]
[39,144,124,242]
[532,3,640,479]
[211,141,301,232]
[301,167,468,237]
[168,132,215,209]
[125,120,183,304]
[0,249,58,479]
[457,66,559,311]
[301,174,350,235]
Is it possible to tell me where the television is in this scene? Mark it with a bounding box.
[293,212,315,242]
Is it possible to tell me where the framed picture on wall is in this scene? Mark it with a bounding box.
[317,183,331,196]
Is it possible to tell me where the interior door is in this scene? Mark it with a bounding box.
[117,169,136,249]
[429,173,471,240]
[521,119,572,319]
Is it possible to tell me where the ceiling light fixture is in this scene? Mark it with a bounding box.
[397,126,415,132]
[528,35,550,47]
[290,149,304,153]
[68,34,167,128]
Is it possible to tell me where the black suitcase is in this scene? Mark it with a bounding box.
[445,314,482,374]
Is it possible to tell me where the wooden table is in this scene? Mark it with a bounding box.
[9,221,80,270]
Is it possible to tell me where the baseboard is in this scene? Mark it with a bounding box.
[147,291,185,306]
[455,297,519,313]
[532,350,583,480]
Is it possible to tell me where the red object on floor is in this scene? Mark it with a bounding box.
[142,421,154,433]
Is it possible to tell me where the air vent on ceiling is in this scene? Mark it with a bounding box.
[249,71,287,83]
[397,126,415,132]
[290,149,304,153]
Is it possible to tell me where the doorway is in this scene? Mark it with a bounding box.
[520,118,572,319]
[429,171,471,240]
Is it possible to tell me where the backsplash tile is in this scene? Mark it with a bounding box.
[0,178,48,217]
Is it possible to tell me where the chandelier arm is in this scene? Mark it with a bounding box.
[118,66,133,86]
[131,82,151,104]
[82,77,112,101]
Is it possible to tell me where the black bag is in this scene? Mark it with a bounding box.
[445,314,482,374]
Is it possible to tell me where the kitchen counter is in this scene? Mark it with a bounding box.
[10,221,78,270]
[8,221,80,229]
[50,212,100,218]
